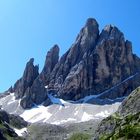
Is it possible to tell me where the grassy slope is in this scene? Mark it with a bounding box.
[26,120,100,140]
[99,112,140,140]
[94,87,140,140]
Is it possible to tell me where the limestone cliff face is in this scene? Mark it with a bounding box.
[9,18,140,109]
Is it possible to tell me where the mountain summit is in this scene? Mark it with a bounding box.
[6,18,140,109]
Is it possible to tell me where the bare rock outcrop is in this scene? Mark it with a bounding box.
[40,44,59,85]
[13,58,39,99]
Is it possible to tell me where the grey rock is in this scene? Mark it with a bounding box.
[20,88,34,109]
[48,23,140,101]
[18,46,59,109]
[40,44,59,85]
[117,86,140,116]
[14,58,39,99]
[48,18,100,98]
[20,77,48,109]
[0,109,28,129]
[0,109,27,139]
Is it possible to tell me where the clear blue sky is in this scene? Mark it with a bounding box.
[0,0,140,92]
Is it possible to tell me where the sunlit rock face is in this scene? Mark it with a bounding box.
[7,18,140,109]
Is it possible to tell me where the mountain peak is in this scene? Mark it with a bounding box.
[8,18,140,109]
[40,44,59,84]
[52,44,59,50]
[13,58,39,99]
[83,18,99,37]
[28,58,34,64]
[97,25,124,46]
[85,18,99,27]
[103,24,113,32]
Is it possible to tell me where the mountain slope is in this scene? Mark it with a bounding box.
[94,87,140,140]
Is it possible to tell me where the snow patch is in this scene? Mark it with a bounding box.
[47,94,68,105]
[81,112,94,122]
[74,110,79,116]
[20,105,52,123]
[7,93,16,105]
[14,127,27,137]
[51,118,76,125]
[95,110,110,118]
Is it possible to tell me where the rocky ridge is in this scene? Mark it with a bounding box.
[7,18,140,109]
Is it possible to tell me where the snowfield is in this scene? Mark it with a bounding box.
[0,74,136,125]
[0,92,121,125]
[20,102,120,125]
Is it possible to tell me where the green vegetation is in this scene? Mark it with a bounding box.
[118,124,140,139]
[0,122,6,129]
[26,120,98,140]
[9,114,28,129]
[99,112,140,140]
[10,119,23,129]
[100,124,140,140]
[69,133,91,140]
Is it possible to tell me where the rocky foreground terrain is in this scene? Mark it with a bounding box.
[0,109,27,140]
[0,18,140,140]
[94,87,140,140]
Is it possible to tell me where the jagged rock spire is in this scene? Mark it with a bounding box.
[14,58,39,99]
[40,45,59,84]
[48,18,100,91]
[18,45,60,109]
